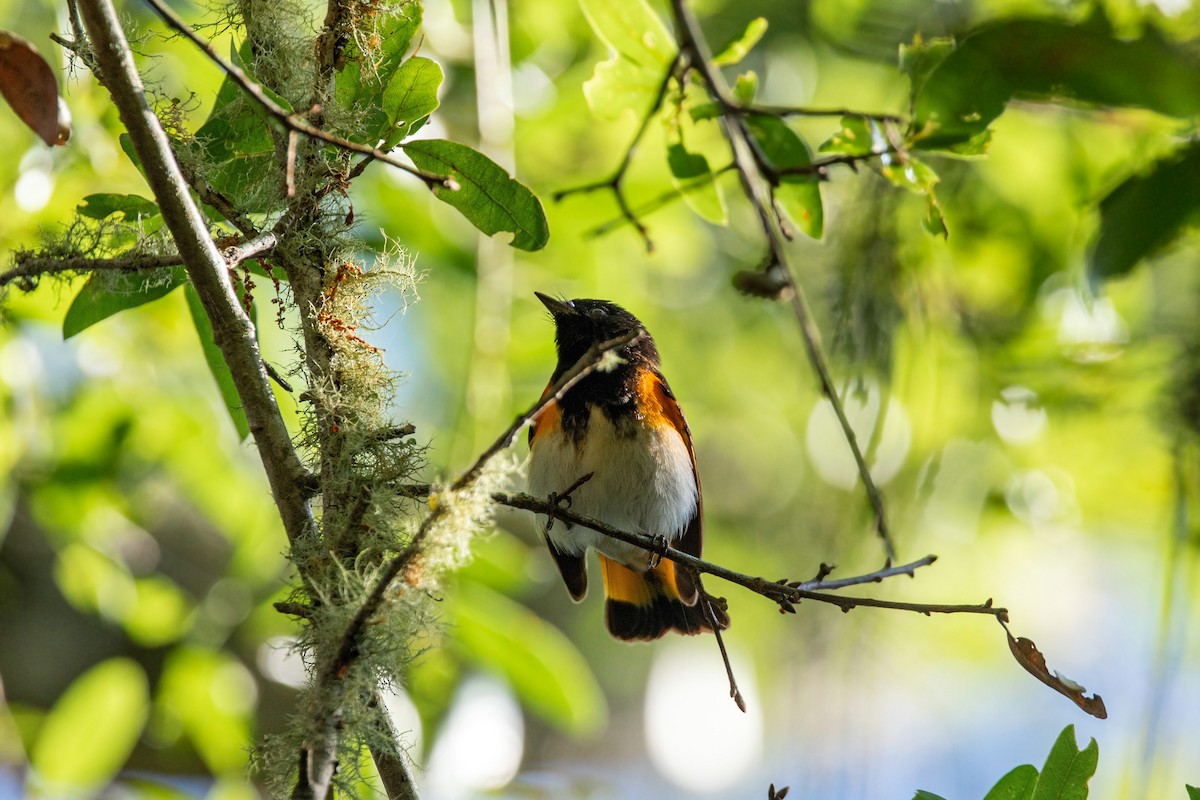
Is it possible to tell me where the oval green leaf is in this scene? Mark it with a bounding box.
[402,139,549,251]
[382,56,443,145]
[63,267,187,339]
[745,114,823,239]
[914,14,1200,149]
[579,0,675,119]
[29,658,149,795]
[1030,725,1098,800]
[983,764,1038,800]
[1090,141,1200,282]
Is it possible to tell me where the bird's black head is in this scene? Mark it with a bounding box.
[536,292,660,380]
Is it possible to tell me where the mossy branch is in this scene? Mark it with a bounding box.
[75,0,316,547]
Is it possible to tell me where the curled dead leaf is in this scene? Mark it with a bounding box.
[1006,631,1107,719]
[0,30,70,146]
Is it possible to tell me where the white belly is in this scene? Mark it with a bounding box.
[527,406,697,570]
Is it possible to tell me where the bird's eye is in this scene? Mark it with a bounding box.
[587,307,608,319]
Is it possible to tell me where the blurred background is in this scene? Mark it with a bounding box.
[1,0,1199,798]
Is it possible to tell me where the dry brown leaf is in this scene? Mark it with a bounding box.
[0,30,70,146]
[1007,631,1108,719]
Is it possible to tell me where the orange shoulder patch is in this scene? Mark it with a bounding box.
[529,397,561,444]
[636,369,692,447]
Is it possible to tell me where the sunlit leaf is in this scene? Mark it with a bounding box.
[451,582,605,734]
[819,116,882,156]
[689,101,721,122]
[63,267,187,340]
[666,141,726,224]
[911,792,948,800]
[190,42,279,212]
[402,139,550,251]
[1090,141,1200,283]
[126,576,193,647]
[713,17,768,67]
[0,30,69,145]
[579,0,676,119]
[77,193,159,222]
[1030,725,1098,800]
[914,13,1200,149]
[335,0,423,128]
[733,71,758,106]
[984,764,1038,800]
[159,647,255,774]
[745,114,823,239]
[899,34,955,107]
[185,283,251,440]
[29,658,149,795]
[381,56,443,145]
[876,155,948,238]
[1006,632,1108,719]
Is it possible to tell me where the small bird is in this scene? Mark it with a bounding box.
[527,292,730,640]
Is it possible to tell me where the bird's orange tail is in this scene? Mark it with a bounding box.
[599,555,730,641]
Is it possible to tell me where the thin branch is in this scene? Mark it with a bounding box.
[76,0,317,554]
[586,162,737,239]
[373,423,416,442]
[737,103,902,123]
[141,0,451,191]
[1,253,183,287]
[553,57,681,252]
[223,231,277,268]
[368,693,421,800]
[695,571,745,711]
[669,0,897,559]
[494,492,982,618]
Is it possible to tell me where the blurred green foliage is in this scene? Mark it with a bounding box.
[1,0,1199,797]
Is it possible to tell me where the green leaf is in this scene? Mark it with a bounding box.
[875,154,948,238]
[452,582,605,735]
[713,17,768,67]
[1187,786,1200,800]
[580,0,676,120]
[689,101,722,122]
[666,142,727,224]
[29,658,149,795]
[185,284,250,440]
[118,133,145,177]
[402,139,550,251]
[63,267,187,339]
[77,194,159,221]
[745,113,823,239]
[733,71,758,106]
[335,1,422,115]
[899,34,955,103]
[1031,725,1098,800]
[190,41,280,212]
[1090,141,1200,282]
[819,115,882,156]
[984,764,1039,800]
[914,14,1200,149]
[381,56,443,145]
[912,792,948,800]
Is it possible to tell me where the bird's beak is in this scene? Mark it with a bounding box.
[535,292,576,316]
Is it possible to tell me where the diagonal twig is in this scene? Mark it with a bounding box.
[669,0,897,559]
[140,0,452,191]
[553,57,682,252]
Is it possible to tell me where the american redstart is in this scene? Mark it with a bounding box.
[528,292,731,641]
